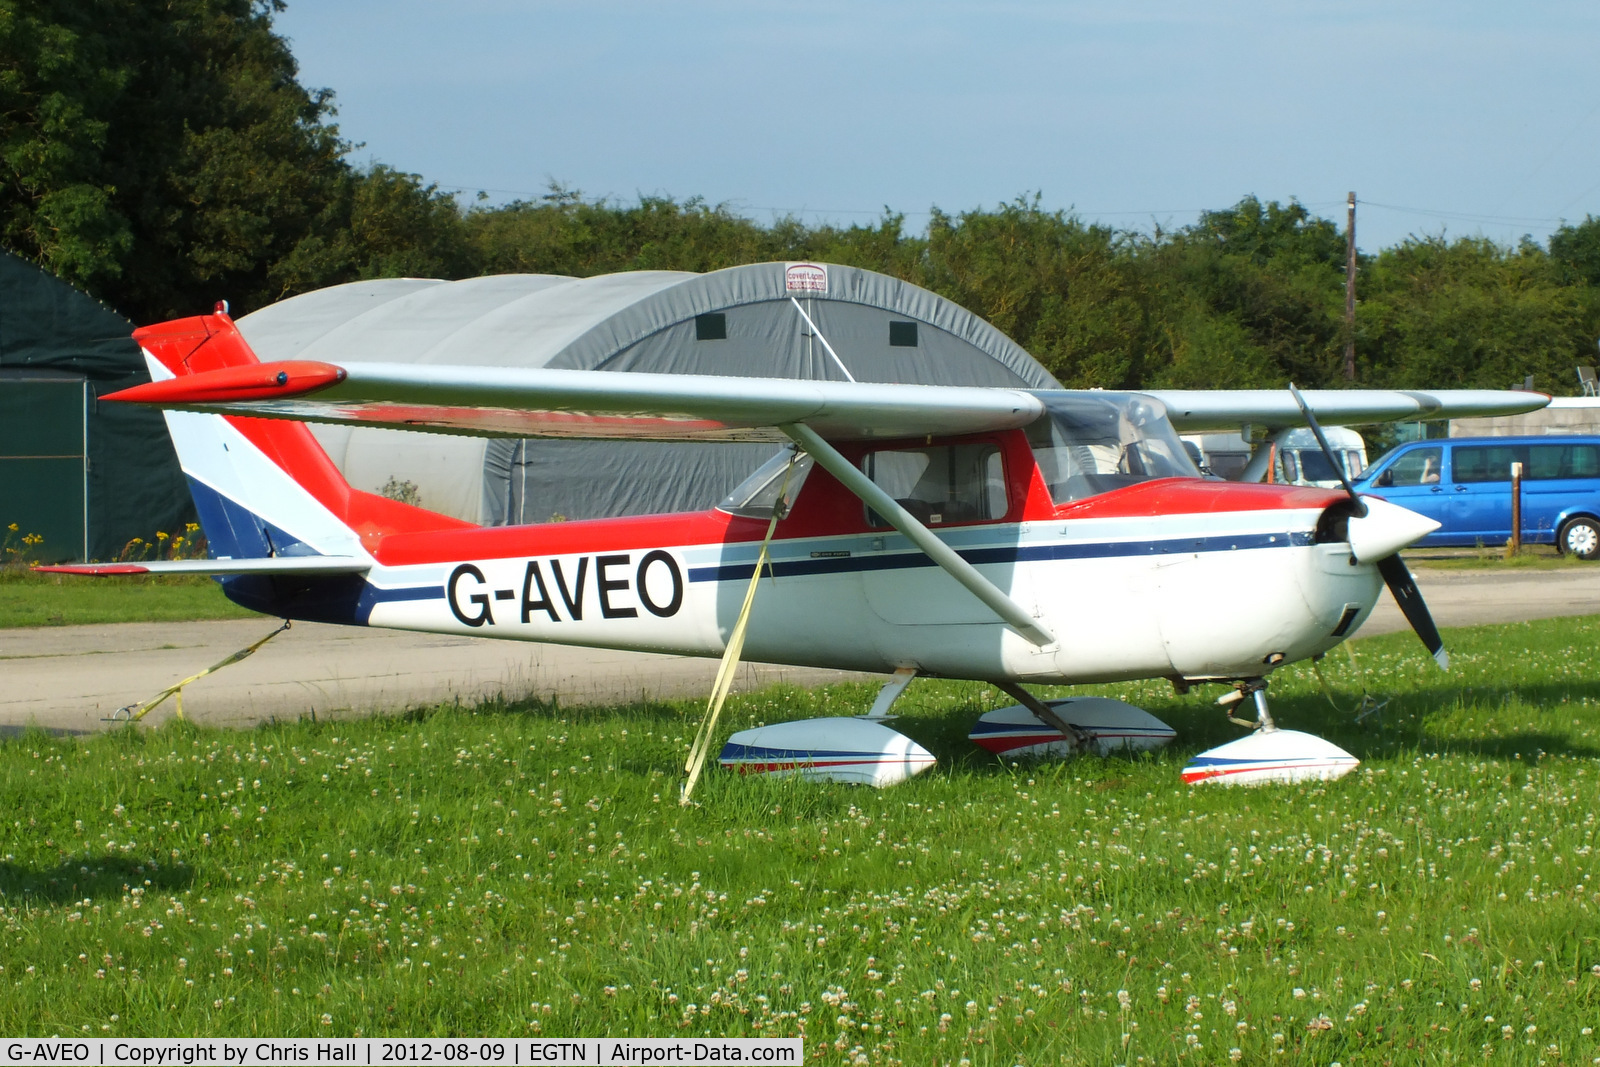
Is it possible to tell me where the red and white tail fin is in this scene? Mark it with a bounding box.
[131,311,469,563]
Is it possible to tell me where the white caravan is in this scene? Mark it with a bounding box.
[1183,427,1368,488]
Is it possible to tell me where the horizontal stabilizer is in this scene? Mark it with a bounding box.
[37,557,371,577]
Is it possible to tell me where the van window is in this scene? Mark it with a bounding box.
[1453,445,1520,483]
[1528,443,1600,480]
[1386,446,1443,486]
[863,444,1006,526]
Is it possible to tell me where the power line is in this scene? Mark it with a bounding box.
[430,182,1588,231]
[1556,177,1600,217]
[1486,98,1600,217]
[1358,200,1568,227]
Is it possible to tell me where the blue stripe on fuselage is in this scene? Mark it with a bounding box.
[239,528,1314,614]
[183,478,436,624]
[686,530,1314,584]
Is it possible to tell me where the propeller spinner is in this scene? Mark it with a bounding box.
[1288,383,1449,670]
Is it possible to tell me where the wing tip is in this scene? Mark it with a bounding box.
[104,361,347,405]
[34,564,150,577]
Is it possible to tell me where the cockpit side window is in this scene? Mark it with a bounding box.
[717,450,814,519]
[1027,392,1198,504]
[862,443,1007,527]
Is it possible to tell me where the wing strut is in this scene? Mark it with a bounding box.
[781,422,1055,648]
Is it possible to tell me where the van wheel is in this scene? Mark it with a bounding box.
[1558,517,1600,560]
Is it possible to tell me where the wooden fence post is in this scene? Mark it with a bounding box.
[1510,461,1524,556]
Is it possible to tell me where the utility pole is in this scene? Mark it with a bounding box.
[1343,191,1357,381]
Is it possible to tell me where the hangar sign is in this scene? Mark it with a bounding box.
[784,262,828,294]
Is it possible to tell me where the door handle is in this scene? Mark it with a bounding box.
[1429,486,1442,493]
[1454,485,1469,492]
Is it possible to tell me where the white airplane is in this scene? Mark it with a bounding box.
[43,308,1548,787]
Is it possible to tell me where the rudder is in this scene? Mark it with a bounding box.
[133,311,468,562]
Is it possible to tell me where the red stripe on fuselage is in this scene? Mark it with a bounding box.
[374,508,756,566]
[366,478,1341,567]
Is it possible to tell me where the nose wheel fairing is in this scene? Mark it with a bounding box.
[1182,678,1360,786]
[1180,729,1360,786]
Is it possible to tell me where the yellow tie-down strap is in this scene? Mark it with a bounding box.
[106,619,292,724]
[681,456,794,804]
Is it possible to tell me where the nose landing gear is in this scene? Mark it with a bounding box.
[1218,678,1276,733]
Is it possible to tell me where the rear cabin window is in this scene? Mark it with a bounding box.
[862,444,1006,527]
[1528,443,1600,480]
[1453,445,1520,483]
[1452,443,1600,483]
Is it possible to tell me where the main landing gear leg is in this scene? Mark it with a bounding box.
[1219,678,1277,734]
[862,667,918,720]
[996,681,1091,753]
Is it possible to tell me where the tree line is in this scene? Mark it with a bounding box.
[5,0,1600,393]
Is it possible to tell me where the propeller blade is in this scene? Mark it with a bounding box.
[1287,382,1366,514]
[1376,554,1449,670]
[1286,386,1445,669]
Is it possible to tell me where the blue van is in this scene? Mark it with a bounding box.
[1351,435,1600,558]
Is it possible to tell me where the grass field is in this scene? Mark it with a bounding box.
[1403,546,1595,571]
[0,572,259,628]
[1,617,1599,1063]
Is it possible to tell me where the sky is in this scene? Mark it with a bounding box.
[272,1,1600,253]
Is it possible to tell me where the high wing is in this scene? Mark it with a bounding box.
[1147,388,1549,432]
[109,357,1047,443]
[113,315,1548,441]
[108,363,1551,441]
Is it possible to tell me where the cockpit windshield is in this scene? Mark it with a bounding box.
[1027,392,1199,504]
